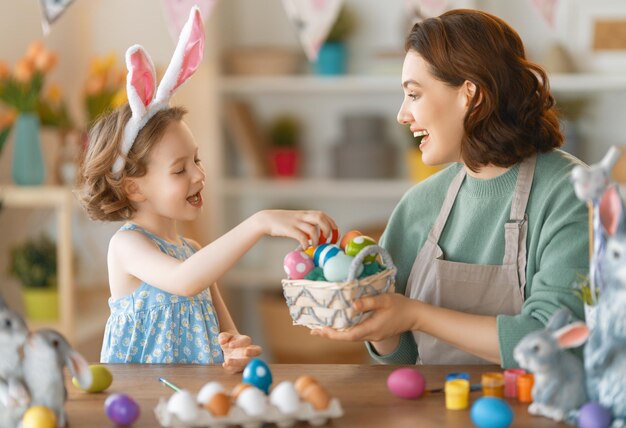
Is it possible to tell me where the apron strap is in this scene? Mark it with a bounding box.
[428,166,466,242]
[502,154,537,293]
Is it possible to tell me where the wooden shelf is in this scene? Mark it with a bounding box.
[219,73,626,95]
[220,178,414,199]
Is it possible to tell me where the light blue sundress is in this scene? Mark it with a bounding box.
[101,224,224,364]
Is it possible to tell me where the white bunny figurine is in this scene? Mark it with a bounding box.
[513,308,589,423]
[570,146,621,202]
[22,329,92,428]
[0,295,30,428]
[585,186,626,426]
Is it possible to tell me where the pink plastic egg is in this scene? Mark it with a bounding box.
[387,368,426,399]
[283,250,314,280]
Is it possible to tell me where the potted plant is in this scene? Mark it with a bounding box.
[315,5,356,75]
[9,234,59,321]
[269,115,301,178]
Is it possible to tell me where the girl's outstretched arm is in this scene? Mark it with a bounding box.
[110,210,337,297]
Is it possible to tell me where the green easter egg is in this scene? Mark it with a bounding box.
[73,364,112,393]
[345,235,377,263]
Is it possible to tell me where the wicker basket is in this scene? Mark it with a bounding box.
[282,245,396,330]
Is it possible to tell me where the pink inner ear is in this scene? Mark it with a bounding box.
[557,323,589,349]
[129,50,155,107]
[174,12,205,90]
[600,186,622,236]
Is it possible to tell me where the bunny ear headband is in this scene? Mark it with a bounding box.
[112,6,205,175]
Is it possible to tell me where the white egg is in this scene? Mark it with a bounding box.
[197,381,226,404]
[167,389,199,423]
[236,386,268,416]
[270,381,300,414]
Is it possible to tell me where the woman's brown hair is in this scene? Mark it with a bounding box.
[76,105,187,221]
[405,9,563,171]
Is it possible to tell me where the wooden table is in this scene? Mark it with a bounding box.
[66,364,567,427]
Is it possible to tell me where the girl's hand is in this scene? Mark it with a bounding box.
[311,293,418,342]
[218,332,263,374]
[253,210,338,249]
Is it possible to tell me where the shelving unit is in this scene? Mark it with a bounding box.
[0,185,109,346]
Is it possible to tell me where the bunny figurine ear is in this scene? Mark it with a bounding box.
[600,186,624,237]
[112,5,204,176]
[155,5,204,103]
[553,322,589,349]
[66,350,92,390]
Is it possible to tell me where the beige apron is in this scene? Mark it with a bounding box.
[405,155,536,364]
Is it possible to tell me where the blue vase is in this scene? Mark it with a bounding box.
[315,42,347,75]
[12,113,45,185]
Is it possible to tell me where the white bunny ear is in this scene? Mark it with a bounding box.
[66,350,92,390]
[553,322,589,349]
[125,45,157,117]
[155,5,204,102]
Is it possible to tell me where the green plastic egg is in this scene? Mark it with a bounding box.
[22,406,56,428]
[73,364,112,393]
[345,235,377,263]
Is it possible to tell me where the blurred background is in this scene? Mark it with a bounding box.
[1,0,625,363]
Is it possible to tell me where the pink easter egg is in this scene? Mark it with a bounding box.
[283,250,314,280]
[387,368,426,399]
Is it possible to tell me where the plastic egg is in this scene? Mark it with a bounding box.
[236,386,268,416]
[104,393,141,426]
[578,402,613,428]
[73,364,112,393]
[166,390,198,423]
[197,381,225,404]
[22,406,57,428]
[304,246,315,258]
[470,397,514,428]
[345,236,377,263]
[313,244,341,268]
[323,253,363,282]
[387,368,426,399]
[319,228,339,245]
[283,250,314,280]
[242,358,273,394]
[339,230,362,251]
[270,381,300,414]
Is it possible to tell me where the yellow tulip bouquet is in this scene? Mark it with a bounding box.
[83,53,127,128]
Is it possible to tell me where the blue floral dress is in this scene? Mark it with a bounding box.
[101,224,224,364]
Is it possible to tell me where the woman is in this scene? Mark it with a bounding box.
[313,9,589,367]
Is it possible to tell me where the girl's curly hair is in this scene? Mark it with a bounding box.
[76,105,187,221]
[406,9,563,172]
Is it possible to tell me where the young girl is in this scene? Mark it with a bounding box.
[77,7,337,372]
[315,9,589,368]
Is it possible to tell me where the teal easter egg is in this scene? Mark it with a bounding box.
[345,236,377,263]
[323,253,363,282]
[470,397,513,428]
[313,243,341,267]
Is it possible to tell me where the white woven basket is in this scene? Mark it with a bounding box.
[281,245,396,330]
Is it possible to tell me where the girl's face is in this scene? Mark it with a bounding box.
[397,50,470,166]
[133,120,206,223]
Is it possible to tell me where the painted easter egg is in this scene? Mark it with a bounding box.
[304,246,315,258]
[470,397,514,428]
[319,228,339,245]
[339,230,362,250]
[104,393,140,426]
[312,244,341,268]
[387,368,426,399]
[242,358,273,394]
[345,236,377,263]
[283,250,314,280]
[578,402,612,428]
[73,364,112,393]
[22,406,56,428]
[323,253,362,282]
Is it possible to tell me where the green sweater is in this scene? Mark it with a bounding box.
[371,150,589,368]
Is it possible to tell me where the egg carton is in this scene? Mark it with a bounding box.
[282,245,396,330]
[154,397,343,428]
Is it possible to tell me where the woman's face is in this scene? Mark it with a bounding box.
[397,50,470,166]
